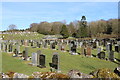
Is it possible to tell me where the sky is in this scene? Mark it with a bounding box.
[0,2,119,31]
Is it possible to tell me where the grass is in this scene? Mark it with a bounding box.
[2,33,44,40]
[2,45,118,75]
[1,33,119,75]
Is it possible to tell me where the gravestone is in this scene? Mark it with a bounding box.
[115,44,119,52]
[36,42,39,48]
[16,43,20,53]
[23,47,28,60]
[52,42,56,49]
[44,40,47,48]
[50,52,60,72]
[72,44,77,53]
[37,54,46,68]
[81,45,86,56]
[5,43,7,52]
[31,53,38,66]
[109,50,114,61]
[61,44,65,51]
[97,51,105,59]
[24,40,28,46]
[86,46,91,57]
[93,42,97,48]
[8,43,13,52]
[37,50,41,65]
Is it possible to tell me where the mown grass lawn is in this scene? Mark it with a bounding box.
[2,45,118,75]
[2,33,44,40]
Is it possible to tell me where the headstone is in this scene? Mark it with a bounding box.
[37,54,46,68]
[61,43,65,51]
[109,50,114,61]
[16,43,20,53]
[31,53,38,66]
[5,43,7,52]
[86,46,91,57]
[37,50,41,65]
[93,42,97,49]
[24,47,28,60]
[44,40,47,48]
[81,45,86,56]
[115,44,119,52]
[24,40,28,46]
[8,43,13,52]
[52,42,56,49]
[50,52,60,72]
[97,51,105,59]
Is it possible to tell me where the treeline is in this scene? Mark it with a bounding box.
[29,16,118,38]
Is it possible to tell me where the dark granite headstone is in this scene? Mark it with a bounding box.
[109,50,114,61]
[37,54,46,68]
[50,52,59,71]
[97,51,105,59]
[115,44,119,52]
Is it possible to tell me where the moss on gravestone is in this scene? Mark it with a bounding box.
[90,68,119,78]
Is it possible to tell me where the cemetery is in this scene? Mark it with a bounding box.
[1,2,119,79]
[0,32,120,78]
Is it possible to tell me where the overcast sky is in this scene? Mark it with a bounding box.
[0,1,119,31]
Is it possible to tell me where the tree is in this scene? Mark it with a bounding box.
[60,25,69,38]
[29,23,38,32]
[106,21,112,34]
[68,22,76,37]
[76,16,88,38]
[8,24,17,30]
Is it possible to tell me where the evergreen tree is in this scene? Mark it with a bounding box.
[76,16,88,38]
[60,25,69,38]
[106,21,112,34]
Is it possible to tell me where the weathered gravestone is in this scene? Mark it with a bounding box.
[5,43,7,52]
[8,43,13,52]
[37,54,46,68]
[70,41,77,55]
[31,53,38,66]
[106,43,112,51]
[115,44,119,52]
[97,51,105,59]
[86,46,91,57]
[51,42,56,49]
[81,45,86,56]
[61,43,65,51]
[44,40,47,48]
[108,50,114,61]
[22,47,28,60]
[49,52,60,72]
[16,43,20,53]
[24,40,28,46]
[93,42,97,49]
